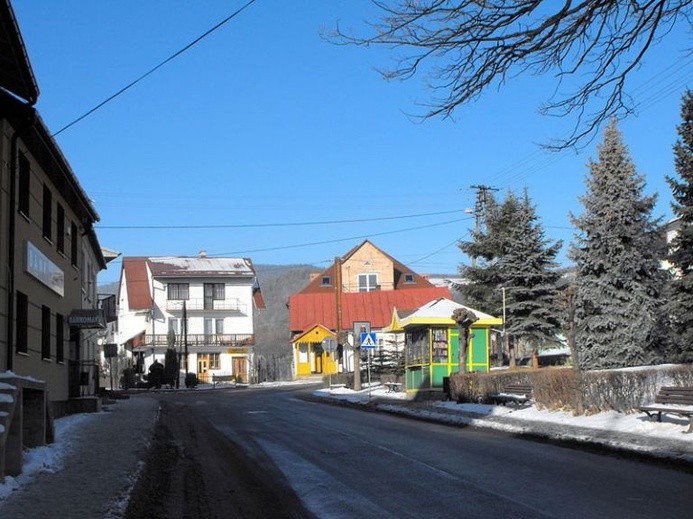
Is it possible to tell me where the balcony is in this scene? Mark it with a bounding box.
[165,299,247,314]
[144,333,255,348]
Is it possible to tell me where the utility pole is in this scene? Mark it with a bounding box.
[469,184,499,267]
[183,299,189,384]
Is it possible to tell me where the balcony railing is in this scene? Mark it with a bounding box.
[165,299,247,313]
[144,333,255,348]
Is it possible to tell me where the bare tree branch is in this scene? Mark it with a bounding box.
[330,0,693,150]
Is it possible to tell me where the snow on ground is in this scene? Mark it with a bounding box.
[0,412,98,500]
[312,382,693,462]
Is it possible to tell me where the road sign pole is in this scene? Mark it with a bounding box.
[368,349,372,400]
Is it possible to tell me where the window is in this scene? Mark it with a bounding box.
[358,273,379,292]
[404,273,415,284]
[406,328,431,365]
[18,154,30,217]
[204,318,214,336]
[42,184,52,241]
[204,283,225,309]
[56,204,65,253]
[209,353,220,369]
[168,318,180,334]
[321,276,331,286]
[56,313,64,363]
[81,252,87,285]
[16,291,28,353]
[167,283,189,300]
[42,305,51,359]
[432,328,448,363]
[71,222,78,266]
[87,262,94,301]
[215,318,224,335]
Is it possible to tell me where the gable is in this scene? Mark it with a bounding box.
[298,240,435,293]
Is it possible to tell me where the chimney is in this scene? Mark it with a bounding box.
[199,250,207,258]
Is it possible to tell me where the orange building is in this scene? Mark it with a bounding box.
[289,240,450,378]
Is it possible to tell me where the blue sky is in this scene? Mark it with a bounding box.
[12,1,693,285]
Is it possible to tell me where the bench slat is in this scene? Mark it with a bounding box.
[638,386,693,433]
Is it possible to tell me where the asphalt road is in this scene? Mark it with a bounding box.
[155,385,693,519]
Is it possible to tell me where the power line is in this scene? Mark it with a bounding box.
[52,0,258,136]
[209,217,471,256]
[95,208,464,230]
[97,216,473,267]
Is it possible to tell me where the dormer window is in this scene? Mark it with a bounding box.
[321,276,331,286]
[404,273,415,284]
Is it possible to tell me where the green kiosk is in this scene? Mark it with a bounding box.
[386,298,502,393]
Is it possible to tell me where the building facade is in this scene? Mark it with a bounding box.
[1,0,108,417]
[289,240,451,378]
[117,254,264,385]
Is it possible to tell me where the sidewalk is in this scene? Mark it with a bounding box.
[311,383,693,464]
[0,395,159,519]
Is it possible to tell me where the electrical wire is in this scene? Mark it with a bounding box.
[95,208,464,230]
[211,217,471,256]
[52,0,258,137]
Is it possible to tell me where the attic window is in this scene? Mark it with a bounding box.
[404,274,415,284]
[321,276,331,286]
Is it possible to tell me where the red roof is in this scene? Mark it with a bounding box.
[289,286,451,332]
[122,257,152,310]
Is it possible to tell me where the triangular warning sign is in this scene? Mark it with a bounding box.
[361,333,376,347]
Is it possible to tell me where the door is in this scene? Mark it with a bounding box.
[198,355,210,382]
[233,357,248,383]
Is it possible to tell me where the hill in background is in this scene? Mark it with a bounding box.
[253,264,321,358]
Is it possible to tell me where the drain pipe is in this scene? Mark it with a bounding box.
[5,113,36,371]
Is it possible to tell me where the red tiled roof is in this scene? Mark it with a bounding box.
[122,257,152,310]
[289,286,451,332]
[253,287,266,310]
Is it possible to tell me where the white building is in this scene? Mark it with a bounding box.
[117,253,264,385]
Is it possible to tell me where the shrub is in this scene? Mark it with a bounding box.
[120,368,136,390]
[449,364,693,415]
[185,373,199,388]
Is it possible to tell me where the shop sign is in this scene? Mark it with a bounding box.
[68,309,106,329]
[25,241,64,296]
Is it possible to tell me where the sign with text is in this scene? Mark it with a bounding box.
[25,241,64,296]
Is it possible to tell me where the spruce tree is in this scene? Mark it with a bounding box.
[502,190,563,354]
[570,119,667,369]
[458,194,506,315]
[666,90,693,362]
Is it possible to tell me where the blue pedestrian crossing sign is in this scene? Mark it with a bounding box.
[360,332,377,349]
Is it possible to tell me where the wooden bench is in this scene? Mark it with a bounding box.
[212,374,236,388]
[637,386,693,433]
[383,382,402,393]
[491,383,533,406]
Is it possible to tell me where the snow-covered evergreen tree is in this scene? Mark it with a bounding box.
[502,190,563,353]
[666,90,693,362]
[570,119,667,369]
